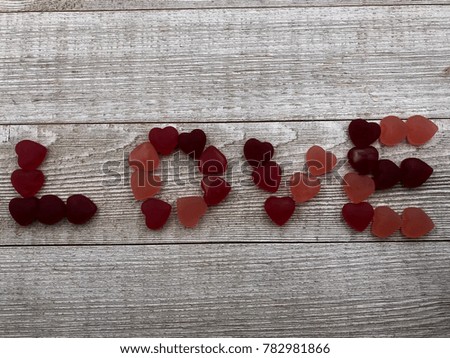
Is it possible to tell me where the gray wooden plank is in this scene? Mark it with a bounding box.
[0,243,448,337]
[0,120,448,245]
[1,7,450,124]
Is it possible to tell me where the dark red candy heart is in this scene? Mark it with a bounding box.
[373,159,401,190]
[400,158,433,188]
[9,197,39,226]
[66,194,98,224]
[198,146,228,175]
[348,119,381,148]
[148,126,179,155]
[141,198,172,230]
[15,140,47,170]
[252,161,281,193]
[178,129,207,159]
[37,195,66,225]
[264,196,296,226]
[201,177,231,206]
[11,169,45,198]
[342,202,374,232]
[347,146,379,175]
[244,138,274,167]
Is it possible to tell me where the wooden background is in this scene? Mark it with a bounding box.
[0,0,449,337]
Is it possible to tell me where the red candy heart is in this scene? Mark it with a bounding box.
[264,196,296,226]
[9,197,39,226]
[15,140,47,170]
[406,115,438,146]
[178,129,207,159]
[201,177,231,206]
[243,138,274,167]
[400,158,433,188]
[306,145,337,177]
[401,207,434,238]
[198,146,228,175]
[289,172,321,203]
[149,126,179,155]
[177,196,208,228]
[371,206,401,239]
[342,202,374,232]
[348,119,381,148]
[372,159,401,190]
[11,169,45,198]
[37,195,66,225]
[66,194,97,225]
[251,161,281,193]
[343,173,375,203]
[128,142,160,172]
[347,146,379,175]
[141,198,172,230]
[380,116,407,146]
[130,170,162,200]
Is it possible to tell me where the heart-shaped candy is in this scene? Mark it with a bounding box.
[371,206,401,239]
[406,115,438,146]
[66,194,97,225]
[177,196,207,228]
[149,126,179,155]
[401,207,434,238]
[306,145,337,176]
[400,158,433,188]
[243,138,274,167]
[380,116,407,146]
[201,177,231,206]
[129,142,160,172]
[11,169,45,198]
[342,202,374,232]
[37,195,66,225]
[348,119,381,148]
[372,159,401,190]
[289,172,321,203]
[343,173,375,203]
[130,170,162,200]
[347,146,379,175]
[198,146,228,175]
[15,140,47,170]
[251,161,281,193]
[141,198,172,230]
[178,129,207,159]
[264,196,296,226]
[9,197,39,226]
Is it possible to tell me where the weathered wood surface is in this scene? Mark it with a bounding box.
[1,6,450,124]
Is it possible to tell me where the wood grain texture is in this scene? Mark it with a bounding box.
[1,7,450,124]
[1,120,447,245]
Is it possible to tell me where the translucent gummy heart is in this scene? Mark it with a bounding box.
[380,116,407,146]
[348,119,381,148]
[11,169,45,198]
[289,172,321,203]
[37,195,66,225]
[306,145,337,177]
[15,140,47,170]
[201,177,231,206]
[66,194,97,225]
[400,158,433,188]
[342,202,374,232]
[406,115,438,146]
[401,207,434,238]
[149,126,179,155]
[343,173,375,203]
[347,146,379,175]
[177,196,207,228]
[243,138,274,167]
[198,146,228,175]
[9,197,39,226]
[178,129,207,159]
[371,206,401,239]
[130,170,162,200]
[251,161,281,193]
[264,196,296,226]
[141,198,172,230]
[128,142,160,172]
[373,159,401,190]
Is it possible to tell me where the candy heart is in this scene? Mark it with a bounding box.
[66,194,97,224]
[347,146,379,175]
[289,172,321,203]
[9,197,39,226]
[342,202,374,232]
[130,170,162,200]
[343,173,375,203]
[251,161,281,193]
[178,129,207,159]
[15,140,47,170]
[243,138,274,167]
[406,115,438,146]
[371,206,401,239]
[264,196,296,226]
[198,146,228,175]
[400,158,433,188]
[372,159,401,190]
[201,176,231,206]
[148,126,179,155]
[11,169,45,198]
[37,195,66,225]
[306,145,337,177]
[141,198,172,230]
[128,142,159,172]
[348,119,381,148]
[401,207,434,238]
[380,115,407,146]
[177,196,207,228]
